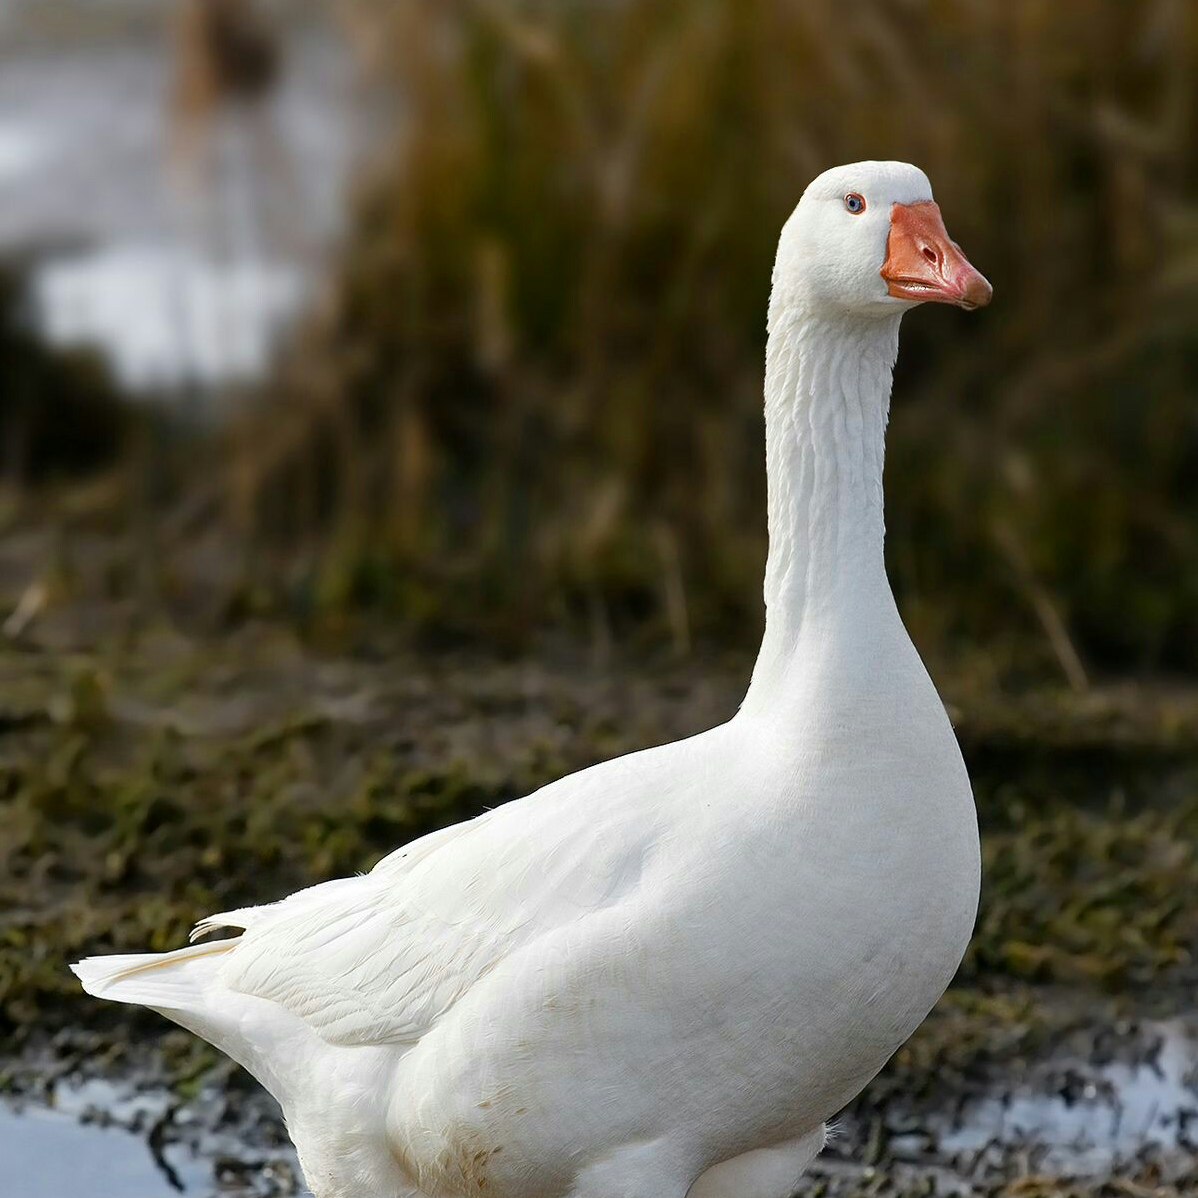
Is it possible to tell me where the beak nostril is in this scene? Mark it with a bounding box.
[884,201,989,308]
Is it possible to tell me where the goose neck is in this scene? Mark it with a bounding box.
[745,305,902,704]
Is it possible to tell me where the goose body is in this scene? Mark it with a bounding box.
[74,161,988,1198]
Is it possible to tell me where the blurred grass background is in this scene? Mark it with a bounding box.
[3,0,1197,681]
[213,0,1198,679]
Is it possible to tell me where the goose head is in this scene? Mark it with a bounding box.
[773,160,992,318]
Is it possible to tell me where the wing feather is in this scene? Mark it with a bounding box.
[212,760,657,1047]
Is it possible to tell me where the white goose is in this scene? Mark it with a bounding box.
[74,161,989,1198]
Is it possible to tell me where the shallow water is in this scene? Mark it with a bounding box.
[932,1019,1198,1175]
[0,4,368,392]
[0,1077,301,1197]
[0,1086,209,1197]
[4,1021,1195,1196]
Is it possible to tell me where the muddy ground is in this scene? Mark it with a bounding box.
[1,614,1196,1196]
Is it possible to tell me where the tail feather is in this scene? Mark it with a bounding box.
[71,937,313,1105]
[71,940,238,1009]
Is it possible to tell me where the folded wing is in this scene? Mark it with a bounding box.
[210,775,650,1047]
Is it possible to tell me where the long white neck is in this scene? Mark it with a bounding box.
[742,299,903,710]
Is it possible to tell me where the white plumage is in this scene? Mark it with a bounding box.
[74,161,987,1198]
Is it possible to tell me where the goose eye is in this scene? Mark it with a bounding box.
[844,193,866,215]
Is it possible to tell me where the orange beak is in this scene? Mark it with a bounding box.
[881,201,992,310]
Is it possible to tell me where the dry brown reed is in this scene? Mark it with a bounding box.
[219,0,1198,672]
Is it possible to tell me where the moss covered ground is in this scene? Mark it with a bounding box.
[0,619,1195,1194]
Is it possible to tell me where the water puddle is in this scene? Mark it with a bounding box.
[4,1020,1196,1196]
[845,1018,1198,1194]
[0,1077,301,1197]
[0,1100,206,1197]
[933,1019,1198,1175]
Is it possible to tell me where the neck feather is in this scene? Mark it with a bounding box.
[745,301,902,702]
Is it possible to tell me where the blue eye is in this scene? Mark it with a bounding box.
[844,192,866,215]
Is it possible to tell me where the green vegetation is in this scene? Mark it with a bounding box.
[2,633,1195,1045]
